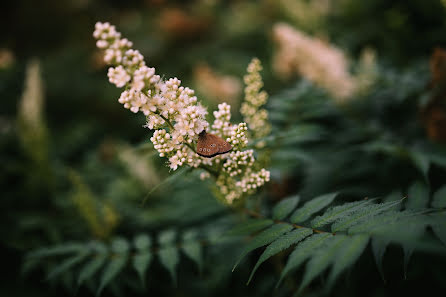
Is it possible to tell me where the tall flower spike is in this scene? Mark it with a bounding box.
[241,58,271,140]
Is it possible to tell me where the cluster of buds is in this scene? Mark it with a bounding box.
[240,58,271,140]
[94,22,270,204]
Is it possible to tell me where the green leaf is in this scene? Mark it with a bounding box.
[432,185,446,208]
[311,199,372,228]
[409,151,430,180]
[430,212,446,246]
[182,241,202,272]
[371,237,389,281]
[78,254,107,287]
[368,215,428,244]
[348,210,416,235]
[331,200,402,232]
[327,235,369,286]
[299,235,348,291]
[132,234,152,286]
[134,234,152,251]
[158,246,179,285]
[97,255,128,295]
[232,223,294,271]
[133,252,152,286]
[247,228,312,284]
[47,251,89,280]
[97,239,129,295]
[290,193,337,223]
[226,219,274,236]
[272,195,300,220]
[432,224,446,246]
[277,233,333,288]
[406,181,429,209]
[28,243,84,259]
[159,230,176,245]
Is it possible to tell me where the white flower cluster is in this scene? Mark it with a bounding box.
[94,22,270,204]
[211,103,233,138]
[216,167,270,204]
[235,168,271,193]
[240,58,271,140]
[223,150,255,177]
[227,123,248,150]
[272,22,356,101]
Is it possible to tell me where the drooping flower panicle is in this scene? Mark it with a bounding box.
[94,22,270,204]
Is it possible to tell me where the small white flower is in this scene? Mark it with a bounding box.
[107,66,130,88]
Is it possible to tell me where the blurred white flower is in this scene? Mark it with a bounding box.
[273,23,356,101]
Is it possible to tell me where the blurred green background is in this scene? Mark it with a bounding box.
[2,0,446,296]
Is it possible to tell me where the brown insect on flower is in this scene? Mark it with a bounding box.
[196,130,232,158]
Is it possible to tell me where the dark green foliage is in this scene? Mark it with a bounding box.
[25,228,209,294]
[231,192,446,292]
[3,1,446,297]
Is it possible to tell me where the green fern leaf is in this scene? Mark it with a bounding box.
[97,255,128,296]
[159,229,176,245]
[158,246,179,285]
[369,215,428,243]
[430,213,446,245]
[406,181,429,209]
[327,234,369,286]
[133,253,152,286]
[182,242,202,272]
[331,200,402,232]
[97,238,129,296]
[311,199,372,228]
[28,243,84,259]
[134,234,151,250]
[247,228,312,284]
[299,235,348,292]
[272,195,300,220]
[290,193,337,223]
[182,230,202,272]
[78,254,107,287]
[432,224,446,246]
[371,237,389,281]
[133,234,152,286]
[409,150,430,180]
[348,210,416,235]
[47,250,89,280]
[226,219,273,236]
[277,233,332,288]
[232,223,294,271]
[432,186,446,208]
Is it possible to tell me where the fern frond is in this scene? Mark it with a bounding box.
[231,192,446,291]
[25,227,214,295]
